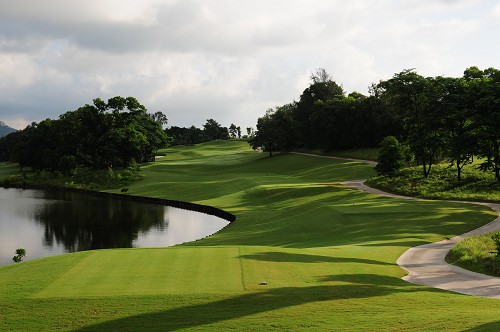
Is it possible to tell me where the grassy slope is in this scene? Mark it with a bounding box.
[1,141,500,331]
[367,163,500,202]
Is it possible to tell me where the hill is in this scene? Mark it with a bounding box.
[0,121,17,137]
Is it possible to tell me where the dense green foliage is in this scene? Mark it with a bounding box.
[375,136,405,176]
[249,70,401,154]
[1,141,499,331]
[0,97,169,173]
[447,232,500,276]
[165,119,233,146]
[251,66,500,183]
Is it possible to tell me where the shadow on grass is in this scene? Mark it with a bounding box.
[75,274,435,331]
[201,191,493,249]
[239,251,393,266]
[464,321,500,331]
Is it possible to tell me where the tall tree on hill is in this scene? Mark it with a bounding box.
[203,119,229,140]
[295,69,344,148]
[229,124,238,138]
[471,67,500,182]
[438,76,476,181]
[148,111,169,128]
[249,105,296,157]
[378,70,445,178]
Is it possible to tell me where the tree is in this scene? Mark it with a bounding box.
[249,109,278,157]
[203,119,229,140]
[229,124,238,138]
[471,67,500,181]
[439,76,476,181]
[310,68,332,84]
[249,105,296,157]
[295,69,344,147]
[148,111,168,128]
[375,136,405,177]
[378,70,445,178]
[12,248,26,263]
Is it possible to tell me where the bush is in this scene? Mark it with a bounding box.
[492,233,500,257]
[12,248,26,263]
[375,136,405,177]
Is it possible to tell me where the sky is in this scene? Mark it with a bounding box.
[0,0,499,130]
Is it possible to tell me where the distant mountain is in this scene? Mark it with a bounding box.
[0,121,17,138]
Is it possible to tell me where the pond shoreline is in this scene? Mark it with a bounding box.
[0,182,236,223]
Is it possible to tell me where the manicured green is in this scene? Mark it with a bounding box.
[1,141,500,331]
[367,163,500,202]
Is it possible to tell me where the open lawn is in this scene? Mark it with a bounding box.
[1,141,500,331]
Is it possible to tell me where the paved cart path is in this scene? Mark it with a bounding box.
[342,179,500,299]
[292,152,500,298]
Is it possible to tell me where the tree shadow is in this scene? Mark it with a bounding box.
[239,251,393,266]
[464,321,500,331]
[75,274,433,331]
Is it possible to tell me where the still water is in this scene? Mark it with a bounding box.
[0,187,229,266]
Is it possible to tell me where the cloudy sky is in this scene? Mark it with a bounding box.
[1,0,499,130]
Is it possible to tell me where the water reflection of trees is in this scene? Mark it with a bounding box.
[33,191,167,252]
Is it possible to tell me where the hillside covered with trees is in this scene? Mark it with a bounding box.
[0,97,169,174]
[250,67,500,182]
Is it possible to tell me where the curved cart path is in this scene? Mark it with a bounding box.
[342,179,500,299]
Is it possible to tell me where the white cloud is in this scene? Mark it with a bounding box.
[0,0,499,130]
[0,53,37,91]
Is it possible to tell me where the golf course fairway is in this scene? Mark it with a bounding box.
[1,140,500,331]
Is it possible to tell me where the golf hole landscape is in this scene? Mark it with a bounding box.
[1,140,500,331]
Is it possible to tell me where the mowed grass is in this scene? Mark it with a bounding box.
[2,140,500,331]
[0,162,18,179]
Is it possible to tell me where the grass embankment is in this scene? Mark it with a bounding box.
[367,163,500,202]
[447,233,500,276]
[1,141,500,331]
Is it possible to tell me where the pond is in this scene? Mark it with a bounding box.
[0,187,230,266]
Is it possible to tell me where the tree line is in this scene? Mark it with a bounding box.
[0,96,248,174]
[250,67,500,182]
[165,120,247,146]
[0,97,169,174]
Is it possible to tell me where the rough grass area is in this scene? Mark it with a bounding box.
[1,141,500,331]
[367,163,500,202]
[446,233,500,276]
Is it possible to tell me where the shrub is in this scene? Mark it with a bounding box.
[375,136,405,177]
[12,248,26,263]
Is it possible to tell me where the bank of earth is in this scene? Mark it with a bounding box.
[1,140,500,331]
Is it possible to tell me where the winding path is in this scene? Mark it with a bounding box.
[342,179,500,299]
[292,152,500,298]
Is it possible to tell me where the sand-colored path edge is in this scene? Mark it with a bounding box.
[342,179,500,299]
